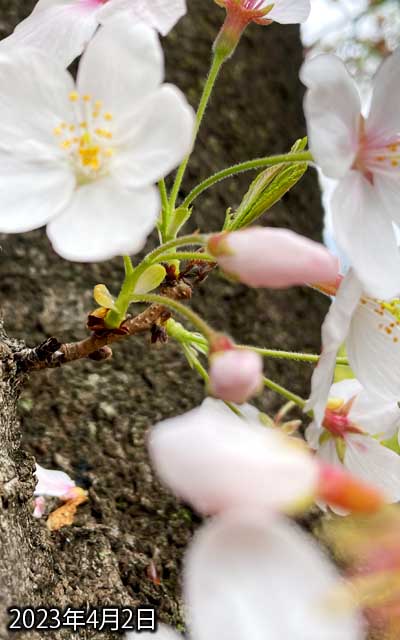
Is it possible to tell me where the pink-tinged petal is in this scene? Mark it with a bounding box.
[0,152,75,233]
[208,349,263,404]
[347,295,400,402]
[148,400,318,515]
[34,464,76,498]
[345,435,400,503]
[47,177,159,262]
[331,171,400,299]
[210,227,338,288]
[185,510,365,640]
[266,0,311,24]
[98,0,187,35]
[366,47,400,140]
[301,54,361,179]
[33,496,46,519]
[305,270,363,427]
[77,20,163,124]
[0,1,100,67]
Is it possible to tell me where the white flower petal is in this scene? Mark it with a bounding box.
[347,296,400,402]
[0,48,75,151]
[317,438,341,467]
[331,171,400,299]
[305,420,324,449]
[47,177,159,262]
[185,510,365,640]
[366,47,400,140]
[0,153,74,233]
[0,1,99,68]
[349,388,400,439]
[34,464,75,498]
[329,379,363,403]
[267,0,311,24]
[373,173,400,228]
[345,435,400,503]
[149,402,318,515]
[305,270,363,426]
[77,20,163,121]
[113,85,194,188]
[301,54,361,179]
[99,0,187,35]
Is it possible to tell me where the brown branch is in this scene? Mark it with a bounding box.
[14,283,192,373]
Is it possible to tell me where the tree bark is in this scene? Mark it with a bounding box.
[0,1,328,637]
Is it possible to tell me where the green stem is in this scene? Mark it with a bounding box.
[182,151,313,209]
[169,53,225,212]
[263,377,306,410]
[105,235,209,329]
[144,234,208,265]
[123,255,134,277]
[238,345,348,366]
[130,293,215,340]
[156,251,215,263]
[158,179,170,240]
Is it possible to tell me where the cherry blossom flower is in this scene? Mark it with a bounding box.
[208,347,263,404]
[34,464,76,498]
[0,20,194,261]
[301,50,400,299]
[0,0,186,68]
[306,270,400,422]
[127,510,365,640]
[208,227,339,288]
[306,379,400,505]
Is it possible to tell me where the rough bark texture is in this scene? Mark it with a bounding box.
[0,1,328,637]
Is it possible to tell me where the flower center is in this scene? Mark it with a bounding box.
[222,0,274,24]
[53,91,114,183]
[322,397,363,439]
[355,116,400,178]
[359,296,400,345]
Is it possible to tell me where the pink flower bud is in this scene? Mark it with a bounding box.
[209,349,263,404]
[208,227,339,289]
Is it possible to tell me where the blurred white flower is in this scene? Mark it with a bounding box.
[149,397,319,515]
[0,19,194,261]
[127,510,365,640]
[0,0,186,67]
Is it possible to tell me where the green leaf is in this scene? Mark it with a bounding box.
[225,137,308,231]
[134,264,166,295]
[93,284,116,310]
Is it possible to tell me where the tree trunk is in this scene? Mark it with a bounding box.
[0,1,328,637]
